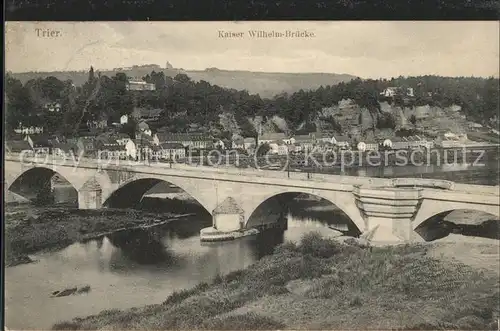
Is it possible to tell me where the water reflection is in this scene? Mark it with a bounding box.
[0,194,442,330]
[107,228,176,268]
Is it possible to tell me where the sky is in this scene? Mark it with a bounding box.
[5,21,499,79]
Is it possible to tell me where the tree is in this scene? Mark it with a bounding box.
[88,66,95,83]
[377,113,396,130]
[255,143,271,156]
[409,114,417,126]
[119,118,137,139]
[5,75,36,135]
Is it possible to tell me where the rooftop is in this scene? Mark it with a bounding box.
[132,107,163,119]
[158,133,212,142]
[259,133,286,140]
[293,135,313,142]
[159,143,185,149]
[213,197,244,215]
[5,140,32,153]
[334,135,350,142]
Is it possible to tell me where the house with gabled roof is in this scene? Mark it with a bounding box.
[157,143,186,160]
[293,134,314,151]
[157,133,213,149]
[310,132,334,144]
[96,138,127,159]
[332,135,351,149]
[114,133,132,146]
[258,132,286,145]
[26,134,57,154]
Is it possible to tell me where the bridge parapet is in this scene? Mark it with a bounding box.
[5,155,462,191]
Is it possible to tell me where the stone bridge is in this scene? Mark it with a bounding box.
[4,155,499,243]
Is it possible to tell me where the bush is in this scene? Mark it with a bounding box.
[224,269,246,283]
[273,241,299,255]
[201,312,286,330]
[52,322,80,330]
[298,232,342,258]
[162,282,209,306]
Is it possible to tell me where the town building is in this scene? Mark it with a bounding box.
[380,87,415,98]
[357,140,379,152]
[310,132,334,144]
[382,139,393,149]
[126,79,156,91]
[293,143,303,153]
[385,135,434,150]
[120,114,129,125]
[76,136,97,157]
[114,133,132,146]
[125,140,137,159]
[267,141,288,155]
[87,113,108,129]
[26,135,57,154]
[258,132,287,145]
[131,107,163,122]
[332,135,351,150]
[469,122,484,130]
[44,102,61,112]
[436,132,469,148]
[96,138,127,159]
[293,135,314,152]
[14,125,44,135]
[157,143,186,160]
[243,137,256,150]
[315,141,335,153]
[232,137,244,149]
[286,144,297,154]
[134,133,156,158]
[157,133,214,149]
[136,121,152,136]
[214,139,225,150]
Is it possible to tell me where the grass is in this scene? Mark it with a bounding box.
[52,232,499,330]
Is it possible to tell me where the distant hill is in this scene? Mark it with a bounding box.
[9,67,357,98]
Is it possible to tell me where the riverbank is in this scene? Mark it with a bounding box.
[53,232,499,330]
[4,204,193,267]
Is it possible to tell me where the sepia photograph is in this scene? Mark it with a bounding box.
[4,21,500,330]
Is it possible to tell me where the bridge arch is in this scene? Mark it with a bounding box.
[412,199,500,231]
[7,166,79,204]
[414,208,499,242]
[243,189,366,234]
[7,165,85,192]
[102,175,213,214]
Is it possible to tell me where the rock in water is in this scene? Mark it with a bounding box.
[77,285,91,294]
[52,288,78,297]
[51,285,91,298]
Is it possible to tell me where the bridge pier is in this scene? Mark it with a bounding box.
[78,178,103,209]
[212,197,245,232]
[354,186,423,244]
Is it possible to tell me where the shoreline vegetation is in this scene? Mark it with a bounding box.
[52,232,499,330]
[4,204,194,267]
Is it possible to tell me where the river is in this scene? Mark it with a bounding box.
[4,197,355,330]
[5,159,499,329]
